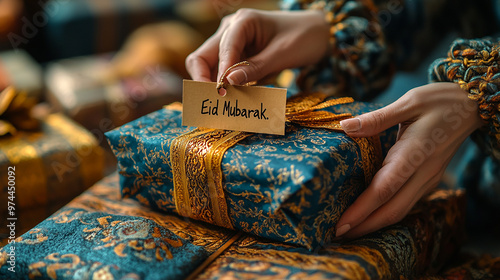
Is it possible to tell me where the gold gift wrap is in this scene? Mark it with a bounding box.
[0,113,105,239]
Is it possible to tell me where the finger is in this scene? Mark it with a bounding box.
[186,54,214,82]
[335,135,430,238]
[225,43,283,86]
[185,32,224,82]
[340,99,414,137]
[343,165,444,239]
[217,15,254,82]
[397,122,410,141]
[186,14,234,82]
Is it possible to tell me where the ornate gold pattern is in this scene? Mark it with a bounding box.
[170,92,380,236]
[195,235,386,279]
[171,128,250,229]
[64,175,236,252]
[0,172,468,280]
[352,136,383,184]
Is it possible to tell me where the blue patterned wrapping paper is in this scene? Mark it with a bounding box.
[106,100,397,249]
[0,174,239,280]
[196,188,467,279]
[0,173,468,280]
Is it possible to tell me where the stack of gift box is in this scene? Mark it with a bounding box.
[0,93,473,279]
[0,0,499,279]
[0,0,202,245]
[0,0,280,248]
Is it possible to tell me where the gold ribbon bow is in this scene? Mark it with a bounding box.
[0,86,40,136]
[285,92,354,129]
[170,91,382,229]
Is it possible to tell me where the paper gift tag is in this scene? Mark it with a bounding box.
[182,80,287,135]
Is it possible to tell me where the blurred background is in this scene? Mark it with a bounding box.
[0,0,282,244]
[0,0,498,256]
[0,0,281,172]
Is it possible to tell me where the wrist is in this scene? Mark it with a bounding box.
[448,82,485,132]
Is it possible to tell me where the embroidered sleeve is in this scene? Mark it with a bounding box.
[429,38,500,160]
[282,0,393,100]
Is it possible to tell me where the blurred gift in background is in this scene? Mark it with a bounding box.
[0,87,104,245]
[6,0,278,62]
[45,21,203,132]
[0,50,43,98]
[0,0,280,169]
[0,0,280,246]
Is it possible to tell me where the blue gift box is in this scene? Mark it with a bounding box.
[105,96,397,249]
[0,173,467,279]
[41,0,179,60]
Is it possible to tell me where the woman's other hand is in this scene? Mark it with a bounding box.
[336,82,484,238]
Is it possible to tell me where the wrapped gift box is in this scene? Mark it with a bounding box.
[45,54,183,134]
[41,0,179,60]
[0,172,468,279]
[105,95,398,249]
[0,50,43,99]
[0,113,105,240]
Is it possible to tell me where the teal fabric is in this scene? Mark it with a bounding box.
[0,174,238,280]
[197,187,466,279]
[0,173,467,280]
[106,100,397,249]
[1,211,206,280]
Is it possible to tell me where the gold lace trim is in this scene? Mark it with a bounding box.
[171,128,250,229]
[352,136,382,185]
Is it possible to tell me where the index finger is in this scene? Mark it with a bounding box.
[186,34,222,82]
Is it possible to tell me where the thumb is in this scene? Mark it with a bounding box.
[225,57,267,86]
[225,42,287,86]
[340,101,411,137]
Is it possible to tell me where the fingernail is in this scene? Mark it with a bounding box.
[340,118,361,133]
[226,69,247,85]
[336,224,351,237]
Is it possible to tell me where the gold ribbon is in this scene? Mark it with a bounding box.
[285,92,354,129]
[170,90,382,229]
[0,86,39,136]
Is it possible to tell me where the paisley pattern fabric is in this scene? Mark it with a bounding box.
[0,174,238,280]
[0,173,469,280]
[281,0,393,100]
[429,39,500,222]
[105,100,398,249]
[422,254,500,280]
[430,38,500,161]
[196,189,466,280]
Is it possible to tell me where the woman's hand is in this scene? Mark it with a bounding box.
[185,8,330,85]
[336,82,484,238]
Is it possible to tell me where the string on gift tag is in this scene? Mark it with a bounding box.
[216,61,256,96]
